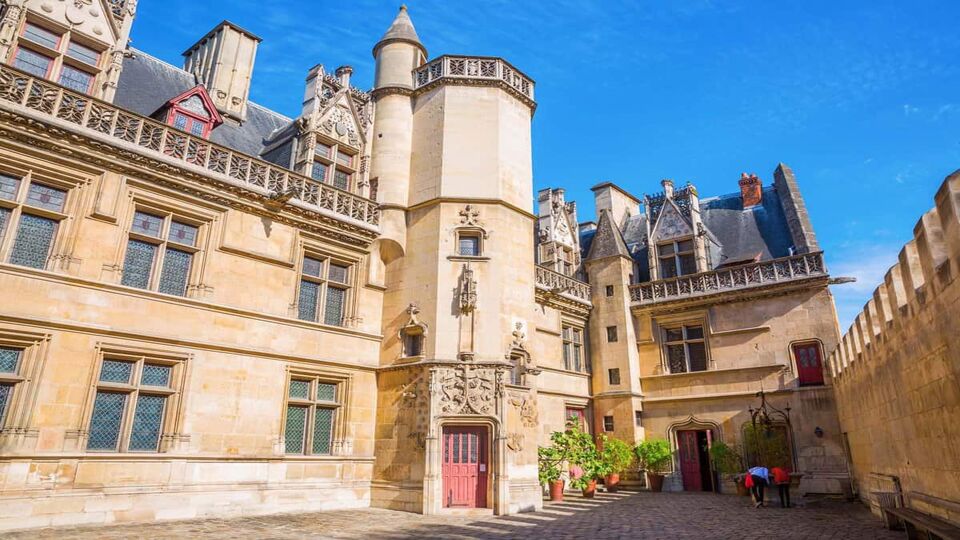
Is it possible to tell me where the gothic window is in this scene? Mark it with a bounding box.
[658,238,697,278]
[562,325,585,372]
[608,368,621,385]
[0,347,23,426]
[297,254,351,327]
[121,210,202,297]
[284,376,340,455]
[86,354,184,452]
[312,138,356,193]
[663,324,707,374]
[13,21,103,95]
[0,173,69,270]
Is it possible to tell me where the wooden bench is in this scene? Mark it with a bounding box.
[883,507,960,540]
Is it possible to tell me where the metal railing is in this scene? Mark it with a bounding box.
[414,56,534,102]
[629,252,827,305]
[535,265,591,305]
[0,64,379,228]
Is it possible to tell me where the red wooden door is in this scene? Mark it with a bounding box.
[793,342,825,386]
[678,430,702,491]
[442,426,488,508]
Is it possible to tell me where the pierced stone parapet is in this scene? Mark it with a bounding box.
[0,64,380,229]
[535,265,592,318]
[629,251,827,306]
[413,56,535,109]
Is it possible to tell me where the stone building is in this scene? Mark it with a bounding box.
[828,170,960,525]
[0,2,849,530]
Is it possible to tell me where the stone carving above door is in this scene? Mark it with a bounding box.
[434,364,502,416]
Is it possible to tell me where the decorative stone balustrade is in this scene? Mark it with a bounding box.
[629,252,827,306]
[0,64,379,228]
[535,265,591,305]
[413,55,535,105]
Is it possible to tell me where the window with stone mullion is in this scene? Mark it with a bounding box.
[298,255,350,327]
[284,377,339,455]
[87,357,173,452]
[663,324,707,374]
[658,238,696,279]
[562,325,584,372]
[122,211,197,296]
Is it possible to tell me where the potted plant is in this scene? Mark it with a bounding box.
[538,445,565,501]
[634,439,672,492]
[599,435,634,493]
[708,441,748,496]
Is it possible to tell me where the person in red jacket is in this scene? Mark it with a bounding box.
[771,466,791,508]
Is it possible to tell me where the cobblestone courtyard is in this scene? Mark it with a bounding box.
[3,491,898,539]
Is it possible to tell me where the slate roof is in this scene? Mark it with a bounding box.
[375,5,425,54]
[576,184,796,282]
[114,49,293,159]
[701,186,794,263]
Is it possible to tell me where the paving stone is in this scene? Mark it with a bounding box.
[3,491,899,539]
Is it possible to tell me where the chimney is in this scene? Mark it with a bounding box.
[335,65,353,88]
[301,64,325,116]
[661,179,674,199]
[182,21,262,122]
[739,172,763,208]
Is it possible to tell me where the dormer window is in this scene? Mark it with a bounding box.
[158,87,222,139]
[311,138,356,192]
[11,21,104,95]
[658,238,696,278]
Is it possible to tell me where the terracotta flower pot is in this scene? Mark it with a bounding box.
[647,473,665,492]
[605,473,621,493]
[582,479,597,498]
[549,480,565,502]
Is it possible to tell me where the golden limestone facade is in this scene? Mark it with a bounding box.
[0,3,860,531]
[829,170,960,525]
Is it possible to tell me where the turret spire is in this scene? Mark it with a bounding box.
[373,5,427,57]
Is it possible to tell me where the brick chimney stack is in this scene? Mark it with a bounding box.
[739,173,762,208]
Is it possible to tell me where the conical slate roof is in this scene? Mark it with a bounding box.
[374,5,426,55]
[585,210,631,261]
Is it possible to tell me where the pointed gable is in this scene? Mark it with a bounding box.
[586,210,631,261]
[155,85,223,138]
[318,97,363,149]
[651,199,693,242]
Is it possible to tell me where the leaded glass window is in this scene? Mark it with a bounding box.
[141,364,171,387]
[312,408,334,454]
[25,183,66,212]
[158,248,192,296]
[658,238,697,278]
[0,175,20,201]
[9,213,56,269]
[663,324,707,374]
[128,394,166,451]
[0,383,12,424]
[284,405,307,454]
[66,41,99,65]
[58,65,93,93]
[284,375,340,456]
[22,23,59,48]
[122,210,201,296]
[87,391,126,450]
[88,355,180,453]
[311,162,327,181]
[173,113,187,130]
[297,255,351,327]
[324,287,345,326]
[562,325,584,372]
[333,170,350,191]
[0,348,20,373]
[458,234,480,257]
[121,239,156,289]
[13,48,52,77]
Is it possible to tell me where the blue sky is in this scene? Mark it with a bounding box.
[130,1,960,331]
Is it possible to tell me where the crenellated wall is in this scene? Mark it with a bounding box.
[829,169,960,524]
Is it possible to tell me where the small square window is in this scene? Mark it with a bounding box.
[131,211,164,237]
[22,23,60,49]
[328,263,349,284]
[336,151,353,167]
[608,368,621,385]
[315,143,331,158]
[13,48,53,78]
[66,41,99,65]
[606,326,618,343]
[289,379,311,399]
[58,65,94,93]
[603,415,614,432]
[99,359,134,384]
[302,257,323,278]
[0,175,21,201]
[311,162,327,181]
[458,234,481,257]
[168,221,198,246]
[605,285,614,297]
[140,364,171,387]
[332,169,350,190]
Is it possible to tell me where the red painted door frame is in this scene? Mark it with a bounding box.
[442,426,488,508]
[678,430,702,491]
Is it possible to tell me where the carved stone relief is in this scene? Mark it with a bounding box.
[653,201,693,242]
[506,433,524,452]
[509,396,539,428]
[435,364,501,416]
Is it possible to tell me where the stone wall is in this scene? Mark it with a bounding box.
[829,170,960,524]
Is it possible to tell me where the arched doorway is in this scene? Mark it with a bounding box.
[669,416,722,492]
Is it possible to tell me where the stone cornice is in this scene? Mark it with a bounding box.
[413,76,537,112]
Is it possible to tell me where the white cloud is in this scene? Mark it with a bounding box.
[828,245,901,329]
[903,104,920,116]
